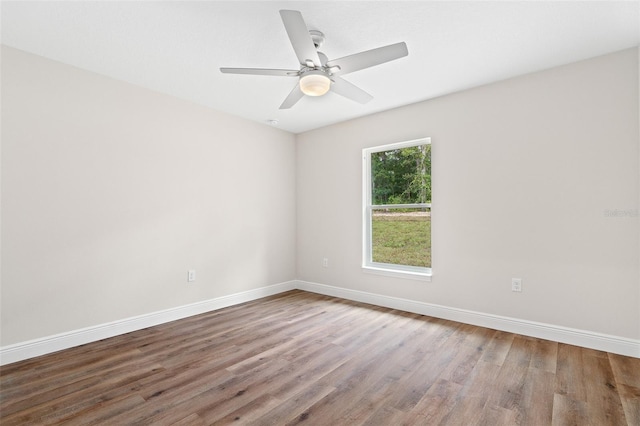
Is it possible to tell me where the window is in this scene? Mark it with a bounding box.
[362,138,431,279]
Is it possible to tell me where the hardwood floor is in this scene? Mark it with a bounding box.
[1,290,638,425]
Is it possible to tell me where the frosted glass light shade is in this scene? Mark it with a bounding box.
[299,72,331,96]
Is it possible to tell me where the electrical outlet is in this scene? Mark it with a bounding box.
[188,270,196,282]
[322,258,329,268]
[512,278,522,292]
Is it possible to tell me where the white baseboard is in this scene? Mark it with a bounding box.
[2,279,638,365]
[0,280,296,366]
[295,280,640,358]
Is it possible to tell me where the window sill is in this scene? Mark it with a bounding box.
[362,265,432,282]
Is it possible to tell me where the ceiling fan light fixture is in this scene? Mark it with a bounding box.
[299,71,331,96]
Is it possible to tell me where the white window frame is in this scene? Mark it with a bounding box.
[362,137,432,281]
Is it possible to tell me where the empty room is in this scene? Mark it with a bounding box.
[1,1,639,425]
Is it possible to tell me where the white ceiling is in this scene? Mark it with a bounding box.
[2,1,639,134]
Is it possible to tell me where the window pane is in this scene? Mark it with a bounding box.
[371,207,431,268]
[371,145,431,205]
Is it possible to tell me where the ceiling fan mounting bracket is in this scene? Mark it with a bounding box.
[309,30,325,49]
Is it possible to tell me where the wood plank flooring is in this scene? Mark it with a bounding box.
[1,290,638,425]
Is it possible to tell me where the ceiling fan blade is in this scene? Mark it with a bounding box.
[331,76,373,104]
[220,68,299,77]
[326,42,408,75]
[279,83,304,109]
[279,10,321,68]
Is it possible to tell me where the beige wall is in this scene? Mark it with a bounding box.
[1,46,297,345]
[296,48,639,340]
[2,45,638,349]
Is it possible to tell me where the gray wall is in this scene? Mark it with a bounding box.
[296,48,639,340]
[2,45,638,348]
[1,46,297,345]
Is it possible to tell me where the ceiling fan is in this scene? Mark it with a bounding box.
[220,10,408,109]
